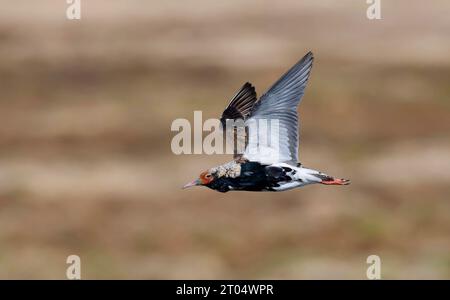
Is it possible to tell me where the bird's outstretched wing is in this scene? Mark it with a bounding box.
[243,52,314,165]
[220,82,257,127]
[220,82,257,160]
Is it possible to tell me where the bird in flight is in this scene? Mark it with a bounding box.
[183,52,350,192]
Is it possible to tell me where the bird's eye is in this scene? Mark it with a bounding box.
[205,174,211,178]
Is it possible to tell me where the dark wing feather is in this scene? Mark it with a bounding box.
[220,82,257,161]
[220,82,257,127]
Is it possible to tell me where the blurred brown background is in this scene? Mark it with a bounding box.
[0,0,449,279]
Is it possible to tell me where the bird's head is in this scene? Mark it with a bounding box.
[182,170,215,189]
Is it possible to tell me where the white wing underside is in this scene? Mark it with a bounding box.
[242,52,314,165]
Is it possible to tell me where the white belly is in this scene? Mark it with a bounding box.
[269,163,323,191]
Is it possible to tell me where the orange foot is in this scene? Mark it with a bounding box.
[321,178,351,185]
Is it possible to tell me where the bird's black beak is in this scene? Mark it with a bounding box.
[182,179,201,189]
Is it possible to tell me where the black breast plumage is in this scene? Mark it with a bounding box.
[206,162,296,193]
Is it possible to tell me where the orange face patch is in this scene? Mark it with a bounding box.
[199,171,214,185]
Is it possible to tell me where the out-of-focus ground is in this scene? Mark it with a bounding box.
[0,0,449,279]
